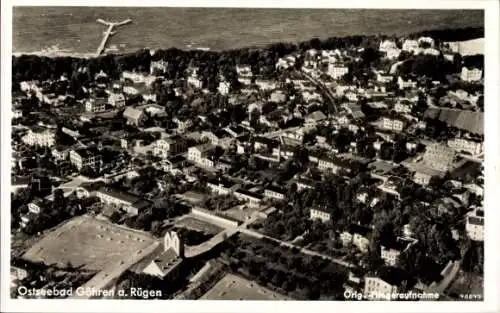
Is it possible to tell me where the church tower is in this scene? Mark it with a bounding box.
[164,231,184,258]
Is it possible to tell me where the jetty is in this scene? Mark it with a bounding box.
[95,18,132,57]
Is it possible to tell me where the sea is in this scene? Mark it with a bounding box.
[13,7,484,56]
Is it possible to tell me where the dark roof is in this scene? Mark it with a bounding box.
[12,176,30,186]
[235,189,263,199]
[154,248,182,273]
[73,147,100,158]
[98,187,151,207]
[468,215,484,226]
[266,185,285,194]
[377,266,412,287]
[381,238,411,252]
[347,224,371,237]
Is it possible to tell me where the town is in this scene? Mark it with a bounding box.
[10,26,484,301]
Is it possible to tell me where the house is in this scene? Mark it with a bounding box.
[234,189,263,207]
[447,138,483,155]
[123,107,147,126]
[150,60,168,75]
[379,39,397,53]
[218,81,230,95]
[141,232,184,280]
[108,92,126,108]
[327,63,349,79]
[21,127,55,147]
[310,207,331,223]
[187,143,215,164]
[187,75,203,89]
[402,39,419,52]
[255,79,277,91]
[201,130,229,147]
[207,177,235,196]
[85,97,107,113]
[264,185,286,201]
[465,209,484,241]
[69,147,102,171]
[461,67,482,82]
[381,237,418,266]
[236,64,252,77]
[340,224,371,252]
[397,77,417,90]
[173,117,193,133]
[364,267,412,300]
[305,110,327,125]
[380,116,406,132]
[94,70,109,88]
[393,101,412,114]
[418,36,435,48]
[96,187,152,216]
[153,136,187,158]
[269,91,286,104]
[28,199,44,214]
[122,71,156,86]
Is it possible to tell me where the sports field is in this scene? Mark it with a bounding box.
[175,216,223,235]
[200,273,289,300]
[22,215,158,271]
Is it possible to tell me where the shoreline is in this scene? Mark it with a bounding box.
[12,51,97,59]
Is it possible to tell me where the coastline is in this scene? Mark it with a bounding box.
[12,51,96,59]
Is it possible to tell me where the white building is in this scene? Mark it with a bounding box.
[150,60,168,75]
[465,209,484,241]
[402,39,419,52]
[381,117,405,132]
[418,36,435,48]
[85,98,107,113]
[21,128,55,147]
[460,67,483,82]
[327,63,349,79]
[380,237,417,266]
[218,81,230,95]
[108,92,126,108]
[69,148,102,171]
[447,138,483,155]
[310,208,331,222]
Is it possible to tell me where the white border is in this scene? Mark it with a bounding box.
[1,1,499,313]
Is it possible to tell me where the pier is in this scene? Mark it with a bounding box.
[95,18,132,57]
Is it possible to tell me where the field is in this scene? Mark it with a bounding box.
[22,215,157,271]
[222,205,262,223]
[175,216,223,235]
[200,273,289,300]
[13,8,483,54]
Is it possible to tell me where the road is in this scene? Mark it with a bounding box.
[189,211,355,268]
[426,260,461,295]
[299,70,339,114]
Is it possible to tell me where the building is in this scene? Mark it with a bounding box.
[236,64,252,77]
[397,77,417,90]
[187,75,203,89]
[465,209,484,241]
[264,186,286,201]
[207,178,235,196]
[411,165,442,186]
[402,39,419,52]
[108,92,126,108]
[381,116,406,132]
[234,189,263,207]
[21,127,55,147]
[153,136,187,158]
[328,63,349,79]
[379,39,397,52]
[69,147,102,171]
[85,97,107,113]
[150,60,168,75]
[141,232,184,280]
[422,144,456,171]
[218,81,230,95]
[461,67,483,82]
[96,187,152,216]
[187,143,215,164]
[305,110,327,125]
[364,267,411,300]
[380,237,417,266]
[123,107,147,126]
[310,207,331,223]
[418,36,435,48]
[340,224,371,252]
[447,138,483,155]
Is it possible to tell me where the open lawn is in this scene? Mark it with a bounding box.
[175,216,223,235]
[22,215,157,271]
[200,273,289,300]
